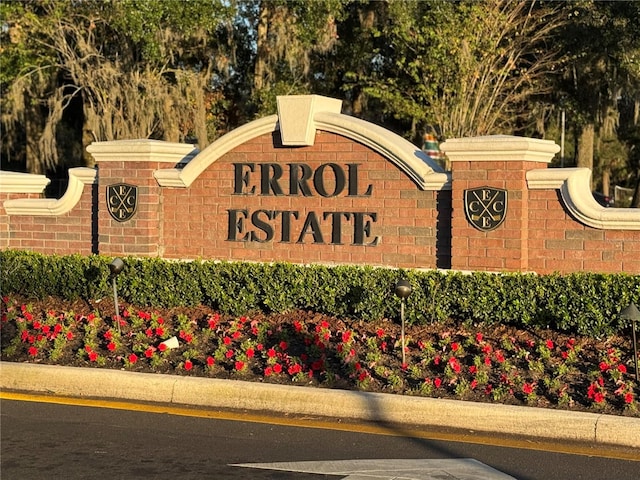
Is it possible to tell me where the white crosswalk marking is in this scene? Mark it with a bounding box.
[232,459,516,479]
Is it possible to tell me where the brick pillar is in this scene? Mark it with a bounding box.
[441,136,559,272]
[86,140,197,257]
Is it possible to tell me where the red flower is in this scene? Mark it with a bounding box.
[279,341,288,351]
[593,392,605,403]
[28,346,38,357]
[546,339,554,349]
[451,342,459,352]
[246,348,255,358]
[599,362,609,372]
[145,328,153,337]
[293,320,303,332]
[184,360,193,371]
[158,343,167,352]
[128,353,138,364]
[273,363,282,374]
[264,366,273,376]
[206,356,215,366]
[448,357,461,373]
[223,336,232,345]
[89,351,98,362]
[225,349,234,359]
[267,348,276,358]
[342,330,352,343]
[376,328,385,338]
[624,393,634,404]
[66,331,74,340]
[475,332,483,343]
[144,347,154,358]
[155,327,164,336]
[495,351,505,363]
[470,379,478,389]
[522,383,535,395]
[232,331,241,339]
[617,364,627,373]
[107,342,117,351]
[469,365,477,374]
[434,378,442,388]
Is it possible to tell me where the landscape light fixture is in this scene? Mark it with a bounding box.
[109,258,124,334]
[394,278,412,366]
[620,302,640,382]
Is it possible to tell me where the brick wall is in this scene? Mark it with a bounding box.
[0,171,97,255]
[160,131,449,269]
[528,190,640,273]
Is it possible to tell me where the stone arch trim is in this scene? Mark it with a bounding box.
[527,167,640,230]
[154,95,451,191]
[3,167,97,216]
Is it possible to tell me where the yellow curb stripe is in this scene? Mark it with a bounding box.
[2,391,639,462]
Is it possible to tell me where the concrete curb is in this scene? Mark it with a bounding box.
[2,362,639,449]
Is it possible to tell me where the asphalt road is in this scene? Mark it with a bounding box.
[1,397,638,480]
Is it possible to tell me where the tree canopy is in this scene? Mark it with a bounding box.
[1,0,638,205]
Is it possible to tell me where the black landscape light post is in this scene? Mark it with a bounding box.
[620,302,640,383]
[394,278,412,366]
[109,258,124,334]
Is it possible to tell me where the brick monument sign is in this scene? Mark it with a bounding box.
[1,95,639,273]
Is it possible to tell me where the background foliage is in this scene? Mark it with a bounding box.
[1,250,638,338]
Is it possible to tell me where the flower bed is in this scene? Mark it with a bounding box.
[1,295,638,417]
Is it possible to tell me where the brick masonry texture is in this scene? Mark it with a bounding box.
[2,130,638,274]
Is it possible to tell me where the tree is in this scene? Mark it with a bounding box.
[355,0,570,142]
[1,0,235,174]
[248,0,343,116]
[552,1,640,204]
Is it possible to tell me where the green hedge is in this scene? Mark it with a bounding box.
[1,250,639,337]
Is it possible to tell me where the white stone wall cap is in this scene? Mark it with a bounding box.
[3,167,97,216]
[277,95,343,146]
[87,139,198,164]
[441,135,560,163]
[0,170,51,194]
[527,167,640,230]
